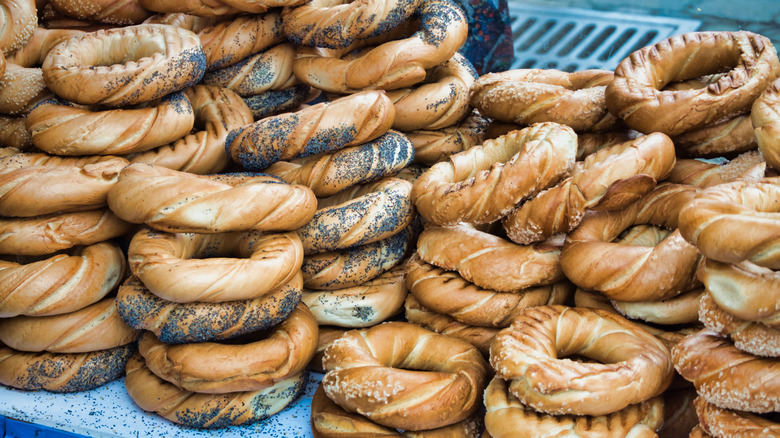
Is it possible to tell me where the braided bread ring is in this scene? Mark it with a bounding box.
[678,178,780,270]
[228,90,394,171]
[202,42,296,96]
[412,123,577,225]
[667,151,766,188]
[0,0,37,55]
[0,241,125,317]
[117,274,301,344]
[0,209,131,256]
[406,109,488,165]
[128,228,303,303]
[27,92,194,156]
[0,344,133,392]
[610,287,704,325]
[302,265,406,327]
[502,132,676,245]
[471,68,620,132]
[695,396,780,437]
[753,76,780,170]
[490,305,674,416]
[673,330,780,413]
[128,85,254,174]
[293,0,468,93]
[322,321,488,430]
[699,258,780,327]
[139,0,304,16]
[108,164,317,233]
[7,27,84,67]
[606,31,780,136]
[674,113,757,157]
[242,83,316,119]
[699,292,780,357]
[198,12,284,70]
[417,224,564,292]
[484,377,664,438]
[0,298,138,353]
[42,24,206,107]
[125,354,307,429]
[48,0,152,25]
[139,303,317,393]
[0,64,50,115]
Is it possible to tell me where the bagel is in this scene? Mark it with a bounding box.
[128,228,303,303]
[502,132,676,245]
[0,298,138,353]
[116,273,302,344]
[672,330,780,413]
[264,130,415,197]
[674,113,758,157]
[666,151,766,188]
[405,109,488,165]
[0,64,50,115]
[411,122,577,225]
[227,90,395,171]
[42,24,206,107]
[471,68,621,132]
[128,85,254,174]
[0,116,32,150]
[138,0,304,16]
[606,31,780,136]
[610,287,704,325]
[0,0,37,55]
[698,292,780,357]
[321,321,488,430]
[302,265,406,327]
[292,0,468,93]
[753,76,780,171]
[0,344,133,392]
[197,12,284,70]
[6,27,84,67]
[690,425,713,438]
[0,241,125,317]
[125,354,307,429]
[695,396,780,437]
[139,302,317,393]
[0,209,132,256]
[490,305,674,416]
[48,0,152,25]
[108,164,317,233]
[26,92,195,156]
[202,43,297,96]
[242,83,317,119]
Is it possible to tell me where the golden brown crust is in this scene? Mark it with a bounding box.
[202,43,297,96]
[666,151,766,188]
[753,77,780,171]
[674,113,757,157]
[606,31,780,136]
[0,0,37,56]
[198,12,284,70]
[0,64,50,115]
[695,396,780,437]
[7,27,85,67]
[405,110,488,166]
[698,292,780,357]
[690,425,714,437]
[490,305,674,416]
[610,287,703,325]
[139,0,303,15]
[48,0,152,25]
[0,116,32,150]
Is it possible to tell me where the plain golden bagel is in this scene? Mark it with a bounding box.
[674,113,758,157]
[42,24,206,107]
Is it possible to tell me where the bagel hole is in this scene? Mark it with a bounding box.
[94,34,167,67]
[559,354,602,364]
[615,225,671,247]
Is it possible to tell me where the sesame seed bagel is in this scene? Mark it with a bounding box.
[0,64,49,115]
[7,27,84,67]
[698,292,780,357]
[694,396,780,437]
[48,0,153,25]
[0,0,37,56]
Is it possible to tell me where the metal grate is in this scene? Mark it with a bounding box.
[507,3,701,72]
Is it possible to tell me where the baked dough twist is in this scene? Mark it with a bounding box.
[694,396,780,437]
[7,27,84,67]
[48,0,152,25]
[202,43,297,96]
[699,292,780,357]
[406,109,488,165]
[752,76,780,171]
[0,0,37,55]
[666,151,766,188]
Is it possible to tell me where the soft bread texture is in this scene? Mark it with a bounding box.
[471,68,621,132]
[672,330,780,413]
[753,76,780,171]
[42,24,206,106]
[228,90,395,170]
[412,122,577,225]
[48,0,152,25]
[483,377,664,438]
[0,298,138,353]
[0,0,37,55]
[0,241,125,317]
[490,305,674,416]
[695,396,780,437]
[7,27,84,67]
[699,292,780,357]
[321,321,488,431]
[406,110,488,165]
[108,164,317,233]
[606,31,780,136]
[128,228,303,303]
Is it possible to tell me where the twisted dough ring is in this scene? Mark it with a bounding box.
[322,321,488,430]
[108,164,317,233]
[605,31,780,136]
[282,0,421,49]
[125,354,307,429]
[302,265,407,327]
[490,305,674,416]
[0,64,50,115]
[0,0,37,55]
[406,109,488,165]
[48,0,152,25]
[296,177,414,254]
[311,384,483,438]
[560,183,702,302]
[387,52,476,131]
[265,130,415,197]
[417,224,565,292]
[7,27,85,67]
[293,0,468,93]
[674,113,757,157]
[695,396,780,437]
[502,131,676,245]
[406,254,571,328]
[471,68,620,132]
[138,0,304,16]
[678,178,780,269]
[412,122,577,225]
[128,227,303,303]
[672,330,780,413]
[0,241,126,317]
[42,24,206,107]
[753,77,780,171]
[242,83,316,119]
[666,151,766,188]
[609,287,704,325]
[228,90,395,170]
[139,302,317,393]
[699,292,780,357]
[0,344,133,392]
[26,92,195,156]
[0,298,138,353]
[117,274,302,344]
[202,43,297,96]
[483,377,664,438]
[0,209,132,256]
[0,116,31,150]
[128,85,254,174]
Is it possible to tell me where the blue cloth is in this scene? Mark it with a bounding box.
[455,0,514,74]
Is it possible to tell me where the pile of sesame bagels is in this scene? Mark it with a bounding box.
[0,0,779,436]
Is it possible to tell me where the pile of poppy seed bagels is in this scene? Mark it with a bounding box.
[0,0,778,436]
